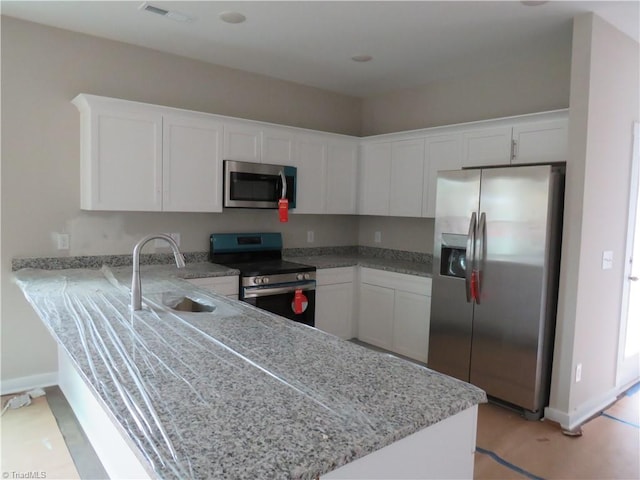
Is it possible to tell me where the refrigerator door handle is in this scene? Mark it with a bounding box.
[465,212,477,303]
[475,212,487,305]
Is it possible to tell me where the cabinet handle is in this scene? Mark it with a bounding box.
[510,139,518,161]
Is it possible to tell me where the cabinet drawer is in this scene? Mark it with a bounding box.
[187,276,239,296]
[360,268,431,296]
[316,267,356,286]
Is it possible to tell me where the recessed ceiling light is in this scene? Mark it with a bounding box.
[219,11,246,24]
[351,55,373,63]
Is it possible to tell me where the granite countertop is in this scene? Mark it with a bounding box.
[11,247,433,278]
[14,265,484,480]
[285,254,432,277]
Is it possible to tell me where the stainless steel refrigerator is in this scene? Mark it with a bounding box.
[428,164,564,418]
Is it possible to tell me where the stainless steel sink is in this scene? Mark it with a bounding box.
[162,294,216,313]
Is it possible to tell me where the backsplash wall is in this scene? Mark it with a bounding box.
[58,210,360,257]
[358,216,435,254]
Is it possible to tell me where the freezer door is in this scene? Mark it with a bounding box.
[428,169,480,381]
[470,165,561,412]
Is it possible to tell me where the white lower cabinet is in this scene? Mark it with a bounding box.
[393,290,431,362]
[315,267,355,339]
[358,268,432,362]
[186,276,239,300]
[358,283,395,350]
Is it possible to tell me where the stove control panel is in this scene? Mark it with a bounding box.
[242,271,316,287]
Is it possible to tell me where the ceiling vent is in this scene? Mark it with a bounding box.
[139,2,194,23]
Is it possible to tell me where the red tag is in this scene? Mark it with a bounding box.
[471,270,479,302]
[293,289,307,315]
[279,198,289,223]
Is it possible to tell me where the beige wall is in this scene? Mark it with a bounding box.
[0,16,361,384]
[361,45,572,136]
[358,216,434,253]
[548,13,640,428]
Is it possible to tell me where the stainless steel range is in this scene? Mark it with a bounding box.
[210,233,316,326]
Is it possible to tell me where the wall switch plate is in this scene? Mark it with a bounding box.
[56,233,70,250]
[374,231,382,243]
[575,363,582,383]
[602,250,613,270]
[307,231,314,243]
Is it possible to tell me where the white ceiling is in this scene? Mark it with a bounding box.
[2,1,638,97]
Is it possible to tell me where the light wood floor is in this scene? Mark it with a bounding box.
[474,386,640,479]
[1,384,638,479]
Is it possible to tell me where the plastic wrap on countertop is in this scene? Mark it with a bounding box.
[13,266,487,480]
[12,266,374,479]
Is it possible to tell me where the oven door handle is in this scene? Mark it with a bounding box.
[243,282,315,299]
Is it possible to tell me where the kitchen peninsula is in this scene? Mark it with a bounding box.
[13,264,486,479]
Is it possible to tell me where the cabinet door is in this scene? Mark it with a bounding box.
[292,134,327,213]
[85,107,163,211]
[223,122,261,162]
[327,141,358,214]
[358,283,395,350]
[359,143,391,215]
[186,276,239,298]
[462,127,512,168]
[390,139,425,217]
[511,119,568,165]
[262,127,294,165]
[163,113,223,212]
[392,291,431,362]
[423,134,462,218]
[316,282,355,339]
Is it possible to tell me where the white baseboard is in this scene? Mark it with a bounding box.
[544,386,622,431]
[0,372,58,395]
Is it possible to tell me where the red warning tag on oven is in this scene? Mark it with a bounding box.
[279,198,289,223]
[292,289,308,315]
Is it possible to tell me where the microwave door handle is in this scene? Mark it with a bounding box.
[279,170,287,199]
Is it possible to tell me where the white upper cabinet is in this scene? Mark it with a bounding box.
[326,140,358,214]
[292,134,327,214]
[292,134,358,215]
[462,115,568,168]
[223,122,262,162]
[423,134,463,218]
[511,119,568,165]
[163,113,223,212]
[74,95,224,212]
[74,96,163,211]
[462,126,513,168]
[390,139,425,217]
[359,142,392,215]
[261,127,294,165]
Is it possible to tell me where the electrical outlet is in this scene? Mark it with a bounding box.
[575,363,582,383]
[307,231,315,243]
[56,233,70,250]
[374,231,382,243]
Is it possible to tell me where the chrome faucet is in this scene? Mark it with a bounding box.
[131,234,186,311]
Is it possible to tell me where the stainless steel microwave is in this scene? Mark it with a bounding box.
[223,160,297,209]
